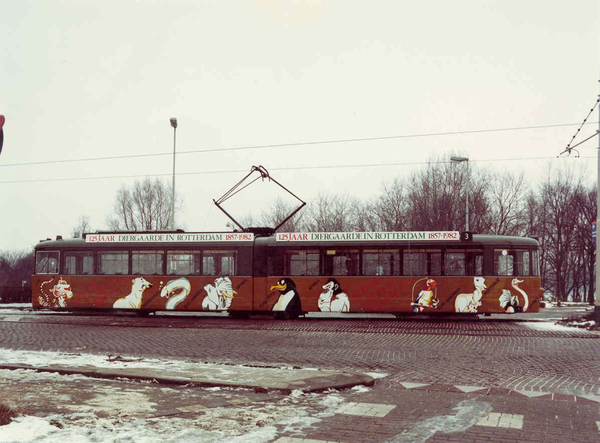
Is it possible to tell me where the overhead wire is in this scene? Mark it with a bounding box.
[559,98,600,157]
[0,121,597,169]
[0,156,595,185]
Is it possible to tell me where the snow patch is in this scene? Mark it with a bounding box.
[525,322,589,332]
[365,371,388,379]
[0,416,60,442]
[318,392,345,408]
[350,385,371,394]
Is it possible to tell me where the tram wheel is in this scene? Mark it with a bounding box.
[229,311,249,319]
[136,310,153,317]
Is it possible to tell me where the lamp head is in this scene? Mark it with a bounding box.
[170,117,178,129]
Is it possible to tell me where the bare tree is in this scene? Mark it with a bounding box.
[406,155,490,232]
[259,197,306,232]
[305,193,354,232]
[538,166,582,303]
[372,178,409,231]
[347,198,377,232]
[573,185,597,304]
[233,214,257,231]
[0,248,34,303]
[486,170,528,236]
[71,215,92,238]
[106,178,182,231]
[520,191,554,296]
[467,169,492,234]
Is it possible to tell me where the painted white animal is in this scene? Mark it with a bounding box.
[202,277,237,310]
[318,279,350,312]
[39,277,74,308]
[455,277,487,313]
[113,277,153,309]
[498,278,529,313]
[499,289,518,312]
[160,277,191,310]
[511,278,529,312]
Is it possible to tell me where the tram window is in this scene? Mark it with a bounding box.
[98,251,129,275]
[36,251,59,274]
[363,250,398,276]
[132,250,164,275]
[167,250,201,275]
[64,252,95,275]
[532,249,540,276]
[521,251,530,275]
[495,249,530,276]
[323,249,359,276]
[203,250,236,276]
[444,249,483,276]
[268,248,284,275]
[403,249,441,276]
[284,250,319,275]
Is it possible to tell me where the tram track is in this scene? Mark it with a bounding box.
[0,310,597,339]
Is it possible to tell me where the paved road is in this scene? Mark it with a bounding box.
[0,307,598,395]
[0,305,598,442]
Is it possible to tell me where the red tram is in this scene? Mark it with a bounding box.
[32,230,542,317]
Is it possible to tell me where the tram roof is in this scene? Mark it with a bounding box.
[256,233,540,248]
[34,231,540,249]
[34,231,255,249]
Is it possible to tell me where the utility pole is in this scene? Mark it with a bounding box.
[596,78,600,321]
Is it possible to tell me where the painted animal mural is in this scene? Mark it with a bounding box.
[318,278,350,312]
[161,277,191,310]
[499,278,529,313]
[202,276,237,310]
[411,278,439,312]
[271,278,303,318]
[455,277,487,313]
[38,277,74,308]
[113,277,153,309]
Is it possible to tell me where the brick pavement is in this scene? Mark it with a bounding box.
[272,382,600,443]
[1,362,598,442]
[0,315,597,396]
[0,307,599,441]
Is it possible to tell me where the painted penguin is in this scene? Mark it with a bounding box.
[270,278,303,319]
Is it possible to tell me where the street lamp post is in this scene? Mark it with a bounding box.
[170,117,178,231]
[451,156,469,232]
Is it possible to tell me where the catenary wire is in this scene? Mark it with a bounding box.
[0,156,595,185]
[0,121,596,169]
[560,98,600,156]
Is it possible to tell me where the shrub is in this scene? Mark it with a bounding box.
[0,403,19,426]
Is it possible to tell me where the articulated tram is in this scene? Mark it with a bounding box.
[32,230,542,317]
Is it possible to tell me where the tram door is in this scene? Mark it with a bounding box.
[252,238,271,312]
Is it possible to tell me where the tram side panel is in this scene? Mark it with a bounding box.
[32,241,253,311]
[261,275,542,314]
[32,274,255,312]
[251,237,271,312]
[32,273,541,314]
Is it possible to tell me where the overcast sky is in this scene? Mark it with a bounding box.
[1,0,598,251]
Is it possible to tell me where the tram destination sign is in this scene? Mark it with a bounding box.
[276,231,460,242]
[86,232,254,243]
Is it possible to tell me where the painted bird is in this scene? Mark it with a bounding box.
[270,278,303,319]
